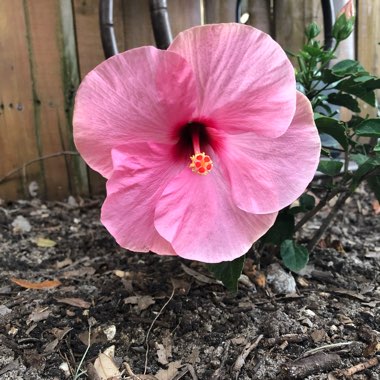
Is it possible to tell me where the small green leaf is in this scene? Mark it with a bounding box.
[374,141,380,153]
[327,93,361,112]
[355,119,380,137]
[299,193,316,211]
[280,240,309,272]
[331,59,362,76]
[261,212,295,245]
[207,255,245,292]
[336,77,376,107]
[320,69,341,84]
[351,153,368,165]
[352,157,380,188]
[315,116,348,150]
[318,160,343,176]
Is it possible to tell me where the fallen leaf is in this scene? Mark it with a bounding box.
[61,266,96,279]
[27,308,50,324]
[156,343,169,365]
[311,329,328,343]
[11,278,61,290]
[171,278,191,295]
[56,297,91,309]
[180,263,217,284]
[155,361,182,380]
[35,237,56,248]
[124,295,155,311]
[55,257,73,269]
[93,353,121,379]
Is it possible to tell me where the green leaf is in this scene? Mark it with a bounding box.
[351,153,368,166]
[315,116,348,150]
[261,212,295,245]
[280,240,309,272]
[299,193,316,211]
[320,69,341,84]
[355,119,380,137]
[352,157,380,188]
[327,92,360,112]
[207,255,246,292]
[318,160,344,176]
[374,141,380,153]
[331,59,363,76]
[336,77,376,107]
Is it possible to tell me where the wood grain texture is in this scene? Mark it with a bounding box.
[23,0,86,199]
[204,0,236,23]
[246,0,271,34]
[274,0,323,63]
[0,0,43,200]
[357,0,380,116]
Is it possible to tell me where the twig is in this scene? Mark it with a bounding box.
[284,352,341,379]
[232,335,263,379]
[144,287,175,375]
[73,327,91,380]
[211,341,231,380]
[307,191,351,252]
[303,341,354,357]
[294,186,345,232]
[0,151,78,185]
[339,357,379,377]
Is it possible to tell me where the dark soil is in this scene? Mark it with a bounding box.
[0,189,379,380]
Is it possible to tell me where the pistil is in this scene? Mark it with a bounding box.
[189,126,213,175]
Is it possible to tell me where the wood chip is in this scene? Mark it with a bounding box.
[11,278,61,290]
[27,308,50,324]
[55,297,91,309]
[283,353,341,379]
[124,295,156,311]
[180,263,217,284]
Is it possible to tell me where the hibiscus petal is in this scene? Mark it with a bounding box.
[74,47,197,178]
[223,92,321,214]
[154,163,277,263]
[101,143,184,255]
[168,23,296,138]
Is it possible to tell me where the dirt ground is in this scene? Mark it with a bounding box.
[0,188,379,380]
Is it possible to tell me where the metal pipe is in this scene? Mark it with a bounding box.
[321,0,335,50]
[99,0,119,58]
[149,0,173,49]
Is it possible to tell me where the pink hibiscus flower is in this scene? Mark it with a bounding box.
[74,23,321,263]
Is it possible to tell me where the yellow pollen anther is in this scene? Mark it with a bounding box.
[189,152,213,175]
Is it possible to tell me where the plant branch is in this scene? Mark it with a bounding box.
[0,151,79,185]
[307,190,351,252]
[294,186,346,232]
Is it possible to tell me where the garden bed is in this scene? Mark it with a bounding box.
[0,188,379,379]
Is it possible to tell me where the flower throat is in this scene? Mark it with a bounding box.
[188,124,213,175]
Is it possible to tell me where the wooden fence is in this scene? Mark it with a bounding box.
[0,0,379,200]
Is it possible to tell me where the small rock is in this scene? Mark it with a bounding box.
[266,263,296,294]
[11,215,31,233]
[0,305,12,317]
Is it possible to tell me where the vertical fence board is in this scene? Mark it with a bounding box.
[168,0,201,34]
[204,0,236,23]
[23,0,85,199]
[274,0,323,63]
[73,0,107,195]
[246,0,271,34]
[357,0,380,116]
[0,0,42,200]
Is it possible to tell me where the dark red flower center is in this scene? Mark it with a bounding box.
[175,121,218,175]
